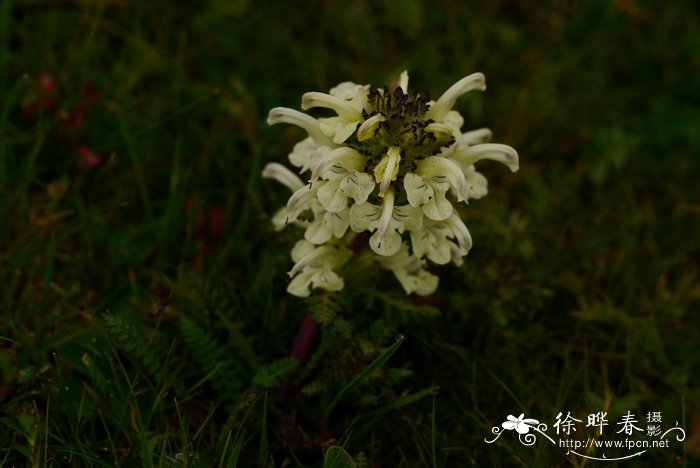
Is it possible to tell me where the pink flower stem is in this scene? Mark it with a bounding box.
[290,314,319,361]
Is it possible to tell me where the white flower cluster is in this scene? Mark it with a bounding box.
[263,71,518,297]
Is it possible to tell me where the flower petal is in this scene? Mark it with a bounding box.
[349,202,381,232]
[453,143,519,173]
[267,107,334,145]
[340,172,375,204]
[329,82,369,112]
[403,173,433,207]
[310,269,345,292]
[374,147,402,197]
[459,128,492,146]
[301,92,363,121]
[398,70,409,93]
[376,188,396,244]
[262,162,305,192]
[426,73,486,121]
[286,184,318,220]
[369,228,402,256]
[311,147,365,181]
[465,167,488,200]
[319,117,361,144]
[288,137,331,174]
[287,270,314,297]
[317,178,349,213]
[423,191,453,221]
[416,156,468,202]
[357,113,385,141]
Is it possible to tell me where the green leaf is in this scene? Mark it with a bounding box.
[252,358,299,389]
[324,446,356,468]
[326,334,406,415]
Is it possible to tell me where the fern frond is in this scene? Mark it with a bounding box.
[102,313,174,389]
[179,316,242,398]
[306,293,343,325]
[251,357,299,389]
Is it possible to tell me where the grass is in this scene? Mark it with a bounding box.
[1,0,699,466]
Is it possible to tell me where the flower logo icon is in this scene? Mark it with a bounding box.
[502,414,540,434]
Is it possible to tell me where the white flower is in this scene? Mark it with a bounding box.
[377,244,438,296]
[414,156,468,202]
[410,214,473,266]
[311,147,375,212]
[262,163,308,231]
[265,71,518,296]
[316,171,375,213]
[304,208,350,244]
[302,82,369,144]
[285,183,319,224]
[403,172,453,221]
[267,107,334,146]
[444,213,473,264]
[357,113,385,141]
[409,218,453,265]
[287,240,351,297]
[425,72,486,122]
[287,137,333,174]
[452,142,519,173]
[349,189,422,256]
[373,146,401,197]
[463,165,488,200]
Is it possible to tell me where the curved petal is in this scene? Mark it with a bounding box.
[267,107,334,145]
[288,244,333,277]
[423,191,453,221]
[301,92,363,121]
[465,168,488,200]
[426,73,486,121]
[453,143,519,173]
[311,147,365,180]
[290,239,317,263]
[376,189,396,243]
[329,82,369,112]
[325,209,350,239]
[262,162,305,192]
[286,184,318,220]
[357,113,385,141]
[425,122,453,141]
[317,179,349,213]
[393,204,423,232]
[446,214,473,254]
[416,156,468,202]
[288,138,331,174]
[398,70,409,93]
[404,173,433,207]
[304,217,333,244]
[459,128,492,146]
[340,172,375,204]
[319,117,361,144]
[349,202,381,232]
[369,228,402,256]
[310,269,345,292]
[374,147,402,197]
[287,270,314,297]
[412,269,439,296]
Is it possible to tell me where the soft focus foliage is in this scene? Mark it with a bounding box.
[1,1,698,466]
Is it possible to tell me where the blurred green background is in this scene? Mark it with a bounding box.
[1,0,699,466]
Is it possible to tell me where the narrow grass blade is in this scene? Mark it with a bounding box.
[326,334,406,415]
